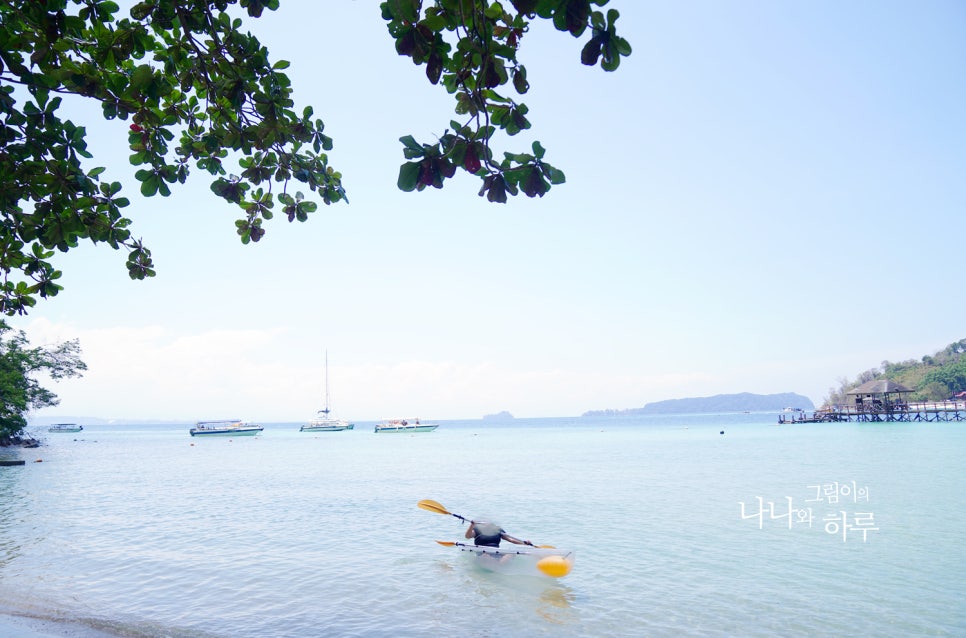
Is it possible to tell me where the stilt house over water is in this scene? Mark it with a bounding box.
[791,379,965,423]
[847,379,914,412]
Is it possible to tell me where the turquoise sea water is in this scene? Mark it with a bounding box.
[0,413,964,637]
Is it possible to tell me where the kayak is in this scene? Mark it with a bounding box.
[444,541,575,578]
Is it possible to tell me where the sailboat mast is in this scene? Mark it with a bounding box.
[323,350,330,415]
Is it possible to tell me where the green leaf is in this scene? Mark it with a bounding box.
[615,36,632,56]
[140,175,159,197]
[398,161,421,192]
[400,135,423,153]
[130,64,154,90]
[513,68,529,94]
[546,166,566,185]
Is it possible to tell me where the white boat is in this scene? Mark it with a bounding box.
[374,418,438,433]
[301,413,353,432]
[301,351,353,432]
[189,420,263,437]
[48,423,83,433]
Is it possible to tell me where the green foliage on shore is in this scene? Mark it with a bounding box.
[823,338,966,406]
[0,0,629,316]
[0,320,86,444]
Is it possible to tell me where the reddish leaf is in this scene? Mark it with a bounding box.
[426,53,442,85]
[464,145,481,173]
[523,168,549,197]
[581,37,602,66]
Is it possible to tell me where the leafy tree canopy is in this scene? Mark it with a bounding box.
[823,338,966,406]
[0,319,87,443]
[382,0,631,201]
[0,0,630,315]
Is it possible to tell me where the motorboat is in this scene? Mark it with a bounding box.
[374,418,438,433]
[48,423,83,433]
[189,420,263,437]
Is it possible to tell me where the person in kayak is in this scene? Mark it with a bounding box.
[465,520,534,548]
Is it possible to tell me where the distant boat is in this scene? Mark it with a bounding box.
[189,420,263,437]
[301,414,353,432]
[299,410,355,432]
[48,423,83,433]
[374,418,438,433]
[301,351,353,432]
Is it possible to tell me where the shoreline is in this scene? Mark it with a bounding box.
[0,612,121,638]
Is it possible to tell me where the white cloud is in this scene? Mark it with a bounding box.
[24,320,727,421]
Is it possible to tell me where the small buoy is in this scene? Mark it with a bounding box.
[34,458,43,462]
[536,556,572,578]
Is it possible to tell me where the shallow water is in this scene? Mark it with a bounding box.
[0,414,963,637]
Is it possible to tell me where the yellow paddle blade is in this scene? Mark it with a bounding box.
[536,545,556,549]
[536,555,572,578]
[418,499,451,516]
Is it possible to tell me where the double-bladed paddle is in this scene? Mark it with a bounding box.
[418,499,555,548]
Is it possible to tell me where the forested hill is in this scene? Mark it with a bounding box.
[826,337,966,405]
[583,392,814,416]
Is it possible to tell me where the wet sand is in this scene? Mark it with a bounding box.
[0,613,119,637]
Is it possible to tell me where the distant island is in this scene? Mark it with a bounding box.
[583,392,815,416]
[482,411,514,420]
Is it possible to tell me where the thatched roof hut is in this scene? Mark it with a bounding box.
[847,380,913,395]
[846,379,913,408]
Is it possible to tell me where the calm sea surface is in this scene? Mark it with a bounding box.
[0,413,963,637]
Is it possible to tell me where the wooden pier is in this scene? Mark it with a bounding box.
[780,401,966,424]
[778,378,966,424]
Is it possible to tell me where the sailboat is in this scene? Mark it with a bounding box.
[300,351,354,432]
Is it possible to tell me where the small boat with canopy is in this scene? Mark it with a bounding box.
[374,418,438,433]
[189,420,263,437]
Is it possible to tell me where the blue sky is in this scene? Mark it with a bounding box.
[14,1,966,422]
